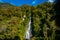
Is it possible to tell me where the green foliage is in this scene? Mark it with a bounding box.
[31,2,56,40]
[0,2,59,40]
[0,3,30,40]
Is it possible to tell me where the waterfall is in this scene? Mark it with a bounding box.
[25,16,31,40]
[23,15,26,21]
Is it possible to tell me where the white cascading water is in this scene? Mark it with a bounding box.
[25,16,31,40]
[23,15,26,21]
[25,1,35,39]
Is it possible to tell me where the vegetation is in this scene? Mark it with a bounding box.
[0,3,30,40]
[0,2,60,40]
[31,2,56,40]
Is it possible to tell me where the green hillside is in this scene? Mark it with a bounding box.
[0,2,60,40]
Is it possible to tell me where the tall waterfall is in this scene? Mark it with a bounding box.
[25,16,31,40]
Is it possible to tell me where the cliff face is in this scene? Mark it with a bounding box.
[0,2,30,40]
